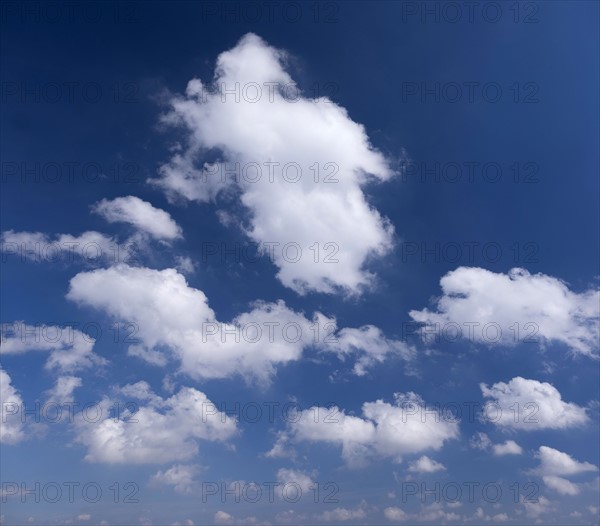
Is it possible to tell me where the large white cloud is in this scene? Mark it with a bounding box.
[0,368,26,444]
[1,322,106,373]
[152,33,397,295]
[409,267,599,356]
[283,392,458,466]
[67,265,412,383]
[74,382,236,464]
[92,195,182,241]
[480,377,589,430]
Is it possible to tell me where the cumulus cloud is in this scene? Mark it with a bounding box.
[284,392,458,466]
[521,495,553,518]
[492,440,523,456]
[67,265,411,383]
[469,432,492,451]
[275,468,315,494]
[542,475,580,496]
[407,455,446,473]
[534,446,598,477]
[152,33,397,295]
[384,507,407,522]
[1,229,129,265]
[409,267,599,356]
[46,375,82,404]
[0,368,26,444]
[74,382,237,464]
[92,195,182,240]
[151,464,201,494]
[214,511,233,525]
[1,322,106,373]
[480,377,588,430]
[325,325,415,376]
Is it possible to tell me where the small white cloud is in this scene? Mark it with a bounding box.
[384,507,407,522]
[286,392,458,466]
[214,511,233,525]
[0,368,26,444]
[1,322,106,374]
[409,267,599,356]
[407,455,446,473]
[151,464,201,494]
[1,229,125,265]
[316,504,366,522]
[276,468,315,494]
[92,195,182,241]
[469,432,491,451]
[74,384,237,464]
[522,495,553,518]
[542,475,579,496]
[174,255,196,274]
[46,375,82,404]
[535,446,598,477]
[492,440,523,456]
[480,377,588,430]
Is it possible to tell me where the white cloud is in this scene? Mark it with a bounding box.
[522,495,553,518]
[407,455,446,473]
[0,368,25,444]
[92,195,182,241]
[1,322,106,373]
[276,468,315,494]
[76,515,91,521]
[1,229,127,265]
[492,440,522,456]
[151,464,201,494]
[542,476,580,496]
[534,446,598,477]
[152,33,397,295]
[74,382,237,464]
[214,511,233,525]
[317,506,367,522]
[174,255,196,274]
[480,377,588,430]
[286,392,458,466]
[67,265,410,383]
[469,432,492,451]
[384,507,407,522]
[325,325,415,376]
[46,375,82,404]
[409,267,599,356]
[416,503,461,522]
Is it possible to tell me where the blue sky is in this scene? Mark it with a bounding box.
[1,1,599,525]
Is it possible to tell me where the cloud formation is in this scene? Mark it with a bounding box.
[0,368,25,444]
[67,265,412,383]
[409,267,599,356]
[1,322,106,373]
[480,377,589,430]
[92,195,182,240]
[283,392,459,466]
[74,382,237,464]
[152,33,397,295]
